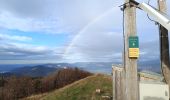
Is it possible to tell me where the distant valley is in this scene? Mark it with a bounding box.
[0,61,161,77]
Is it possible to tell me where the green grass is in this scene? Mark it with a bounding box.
[24,74,113,100]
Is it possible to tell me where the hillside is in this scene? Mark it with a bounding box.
[1,64,63,77]
[11,65,61,77]
[23,74,113,100]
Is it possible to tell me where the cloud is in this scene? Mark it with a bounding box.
[0,0,119,34]
[0,0,47,18]
[60,0,163,63]
[64,33,123,62]
[0,33,32,41]
[139,40,160,61]
[0,42,65,61]
[0,0,168,34]
[0,0,124,63]
[0,0,169,64]
[0,11,70,34]
[167,0,170,14]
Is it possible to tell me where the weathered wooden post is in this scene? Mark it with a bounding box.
[112,67,116,100]
[158,0,170,98]
[112,66,125,100]
[124,0,139,100]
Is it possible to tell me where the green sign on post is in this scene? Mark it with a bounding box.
[129,36,139,58]
[129,36,139,48]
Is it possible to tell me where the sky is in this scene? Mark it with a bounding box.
[0,0,170,64]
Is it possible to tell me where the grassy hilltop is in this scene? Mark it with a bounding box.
[24,74,113,100]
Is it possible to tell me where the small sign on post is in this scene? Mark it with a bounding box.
[129,36,139,58]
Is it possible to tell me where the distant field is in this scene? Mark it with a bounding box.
[23,74,113,100]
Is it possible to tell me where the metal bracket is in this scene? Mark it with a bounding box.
[119,0,140,11]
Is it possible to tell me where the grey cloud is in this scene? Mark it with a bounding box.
[0,0,169,64]
[0,0,47,18]
[65,31,123,62]
[65,29,161,63]
[139,40,160,62]
[0,43,64,60]
[0,0,118,34]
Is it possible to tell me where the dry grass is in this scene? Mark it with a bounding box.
[22,74,112,100]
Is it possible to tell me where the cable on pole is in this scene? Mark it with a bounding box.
[147,0,158,24]
[118,3,127,67]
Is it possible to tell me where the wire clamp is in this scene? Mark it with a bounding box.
[119,0,140,11]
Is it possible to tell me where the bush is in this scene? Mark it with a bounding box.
[0,68,92,100]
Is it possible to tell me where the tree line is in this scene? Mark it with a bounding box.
[0,68,92,100]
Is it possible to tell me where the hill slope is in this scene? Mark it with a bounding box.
[24,74,113,100]
[11,65,61,77]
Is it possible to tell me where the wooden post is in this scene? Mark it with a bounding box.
[112,67,116,100]
[158,0,170,98]
[112,67,125,100]
[124,0,138,100]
